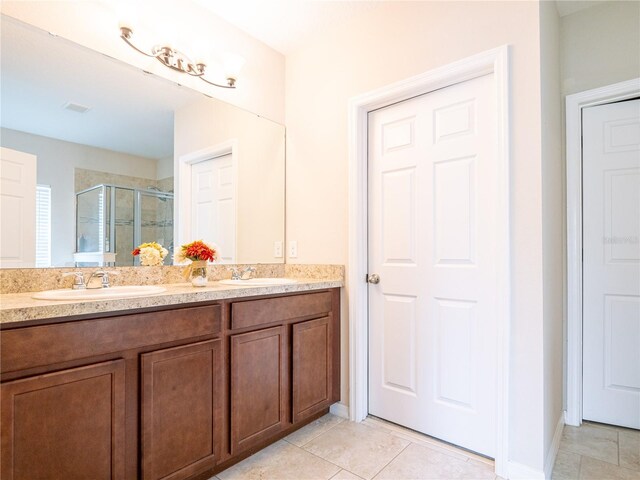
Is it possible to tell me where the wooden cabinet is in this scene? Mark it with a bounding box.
[0,304,221,480]
[0,288,340,480]
[1,359,125,480]
[228,290,340,456]
[230,326,287,454]
[292,316,333,422]
[141,339,222,480]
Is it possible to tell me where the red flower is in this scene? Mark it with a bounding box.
[181,240,217,262]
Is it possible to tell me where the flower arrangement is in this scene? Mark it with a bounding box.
[131,242,168,266]
[175,240,218,286]
[174,240,218,263]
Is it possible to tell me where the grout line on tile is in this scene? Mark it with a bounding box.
[364,416,493,466]
[329,469,365,480]
[370,441,411,480]
[301,443,360,476]
[286,415,346,448]
[577,453,583,479]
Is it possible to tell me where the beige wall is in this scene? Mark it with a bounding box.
[285,0,548,472]
[540,1,564,475]
[0,0,286,123]
[174,97,285,264]
[561,1,640,96]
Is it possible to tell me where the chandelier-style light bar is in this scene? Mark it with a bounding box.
[119,26,239,89]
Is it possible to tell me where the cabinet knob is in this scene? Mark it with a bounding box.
[367,274,380,284]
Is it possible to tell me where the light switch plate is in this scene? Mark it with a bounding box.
[274,241,283,258]
[289,240,298,258]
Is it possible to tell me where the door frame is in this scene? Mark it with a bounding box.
[347,45,510,476]
[176,140,238,258]
[565,78,640,427]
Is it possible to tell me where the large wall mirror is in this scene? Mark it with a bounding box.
[0,15,285,268]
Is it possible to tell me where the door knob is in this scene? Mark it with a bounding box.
[367,273,380,284]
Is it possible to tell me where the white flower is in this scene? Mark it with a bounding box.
[139,246,163,266]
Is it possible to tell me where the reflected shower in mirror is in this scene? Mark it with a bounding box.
[0,15,285,268]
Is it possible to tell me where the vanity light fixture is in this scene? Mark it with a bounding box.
[119,26,241,89]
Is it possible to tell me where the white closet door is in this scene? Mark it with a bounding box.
[583,98,640,429]
[368,74,498,456]
[190,154,236,263]
[0,147,37,268]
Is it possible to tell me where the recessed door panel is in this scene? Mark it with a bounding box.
[434,299,476,410]
[382,294,417,394]
[383,117,415,152]
[604,295,640,392]
[433,156,476,265]
[434,100,475,142]
[604,169,640,263]
[382,168,416,265]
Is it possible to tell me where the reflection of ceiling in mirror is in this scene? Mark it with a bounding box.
[0,16,202,160]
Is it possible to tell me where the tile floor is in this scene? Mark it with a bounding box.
[552,421,640,480]
[212,414,497,480]
[211,415,640,480]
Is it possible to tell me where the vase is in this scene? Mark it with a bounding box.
[190,260,208,287]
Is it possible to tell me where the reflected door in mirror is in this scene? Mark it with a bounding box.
[0,147,36,268]
[191,154,236,263]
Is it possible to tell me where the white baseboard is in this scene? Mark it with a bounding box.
[506,461,545,480]
[330,402,349,419]
[544,413,565,479]
[564,409,581,427]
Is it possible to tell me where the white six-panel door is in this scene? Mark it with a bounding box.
[583,99,640,429]
[0,147,37,268]
[190,154,236,263]
[368,74,498,456]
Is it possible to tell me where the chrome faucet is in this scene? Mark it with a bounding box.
[87,270,119,289]
[240,266,256,280]
[227,266,257,280]
[62,271,86,290]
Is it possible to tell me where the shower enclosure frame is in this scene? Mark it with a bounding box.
[75,183,174,266]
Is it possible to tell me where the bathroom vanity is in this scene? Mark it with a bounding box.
[0,285,341,480]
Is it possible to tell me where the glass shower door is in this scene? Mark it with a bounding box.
[135,190,174,265]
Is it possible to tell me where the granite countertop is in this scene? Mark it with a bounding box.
[0,278,343,325]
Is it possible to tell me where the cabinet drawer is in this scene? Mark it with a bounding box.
[231,292,332,330]
[1,305,221,373]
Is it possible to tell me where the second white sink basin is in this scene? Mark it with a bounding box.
[218,278,298,287]
[33,285,166,301]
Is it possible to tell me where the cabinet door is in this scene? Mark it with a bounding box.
[0,359,125,480]
[230,326,286,454]
[292,316,332,422]
[140,339,221,480]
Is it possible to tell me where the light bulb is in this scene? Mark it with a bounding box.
[115,0,138,31]
[221,52,246,83]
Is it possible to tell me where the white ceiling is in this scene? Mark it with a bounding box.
[1,16,202,159]
[191,0,382,55]
[192,1,610,55]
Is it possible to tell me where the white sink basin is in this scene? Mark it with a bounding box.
[32,285,166,301]
[218,278,298,287]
